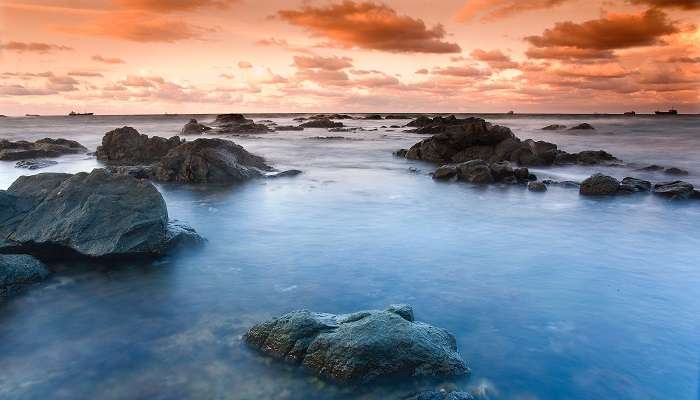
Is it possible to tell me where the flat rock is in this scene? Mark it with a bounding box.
[300,119,344,129]
[0,138,87,161]
[653,181,695,199]
[0,254,49,297]
[619,177,651,193]
[274,125,304,131]
[569,123,595,130]
[244,305,468,383]
[664,167,689,176]
[212,114,271,134]
[579,173,620,196]
[96,126,183,165]
[267,169,303,179]
[15,159,58,170]
[542,124,567,130]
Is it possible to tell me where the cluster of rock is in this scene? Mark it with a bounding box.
[542,123,595,131]
[244,304,468,383]
[210,114,270,134]
[579,173,698,199]
[96,127,278,184]
[396,116,620,167]
[299,119,344,129]
[432,160,535,185]
[0,138,87,161]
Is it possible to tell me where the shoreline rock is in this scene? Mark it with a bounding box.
[0,254,49,297]
[180,119,211,135]
[0,138,87,161]
[244,305,468,383]
[15,159,58,170]
[96,127,183,165]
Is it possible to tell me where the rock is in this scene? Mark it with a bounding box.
[456,160,494,184]
[405,115,434,127]
[394,149,408,158]
[664,167,689,176]
[579,173,620,196]
[528,181,547,192]
[542,179,580,189]
[637,164,665,172]
[212,113,253,125]
[569,123,595,130]
[162,220,206,253]
[0,254,50,297]
[363,114,383,120]
[489,161,514,182]
[153,138,272,184]
[180,119,211,135]
[0,169,202,258]
[212,114,271,134]
[310,114,353,120]
[571,150,619,166]
[328,127,355,132]
[15,159,58,170]
[619,177,652,193]
[386,303,415,321]
[653,181,695,199]
[415,391,476,400]
[432,165,458,180]
[299,119,344,129]
[0,138,87,161]
[267,170,303,179]
[274,125,304,131]
[106,165,154,179]
[513,167,530,181]
[96,126,183,165]
[385,115,412,120]
[542,124,567,130]
[243,305,468,383]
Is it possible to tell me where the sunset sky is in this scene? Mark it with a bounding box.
[1,0,698,115]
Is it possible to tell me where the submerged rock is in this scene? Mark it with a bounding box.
[15,159,58,170]
[579,174,620,196]
[653,181,695,200]
[528,181,547,192]
[299,119,344,129]
[96,126,183,165]
[569,123,595,130]
[619,177,652,193]
[244,305,468,383]
[153,138,273,184]
[664,167,689,176]
[180,119,211,135]
[542,124,567,130]
[432,165,458,180]
[0,138,87,161]
[267,169,303,179]
[0,254,49,297]
[456,160,494,184]
[0,169,203,258]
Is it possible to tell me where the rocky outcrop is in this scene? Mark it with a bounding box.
[244,305,468,383]
[15,159,58,170]
[619,177,651,193]
[180,119,211,135]
[0,138,87,161]
[211,114,270,134]
[653,181,695,199]
[385,114,412,119]
[153,138,273,184]
[542,124,566,130]
[299,119,344,128]
[309,114,353,120]
[0,254,49,297]
[528,181,547,192]
[397,116,621,168]
[664,167,689,176]
[96,127,183,165]
[569,123,595,130]
[363,114,383,120]
[579,174,620,196]
[0,169,203,258]
[274,125,304,131]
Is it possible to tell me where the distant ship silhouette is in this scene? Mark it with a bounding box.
[68,111,94,116]
[654,109,678,115]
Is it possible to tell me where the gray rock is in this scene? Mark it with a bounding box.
[386,303,414,321]
[0,138,87,161]
[15,159,58,170]
[456,160,494,184]
[664,167,689,176]
[274,125,304,131]
[153,138,272,184]
[542,179,580,189]
[180,119,211,135]
[96,127,183,165]
[267,170,303,179]
[299,119,344,129]
[211,114,271,134]
[363,114,383,120]
[542,124,567,130]
[0,169,202,258]
[569,123,595,130]
[0,254,49,297]
[528,181,547,192]
[432,165,458,180]
[619,177,651,193]
[163,220,206,253]
[489,161,514,182]
[580,173,620,196]
[653,181,695,200]
[637,164,665,172]
[244,305,468,383]
[394,149,408,158]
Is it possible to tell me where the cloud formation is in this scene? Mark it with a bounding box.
[114,0,238,12]
[0,41,72,53]
[292,55,353,70]
[277,1,461,53]
[628,0,700,9]
[92,54,126,64]
[457,0,568,22]
[470,49,519,69]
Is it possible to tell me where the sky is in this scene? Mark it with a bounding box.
[0,0,698,115]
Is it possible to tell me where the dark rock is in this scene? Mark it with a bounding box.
[300,119,344,129]
[243,305,468,383]
[153,138,272,184]
[637,164,664,172]
[415,391,475,400]
[0,169,202,258]
[573,150,619,166]
[569,123,595,130]
[15,159,58,170]
[310,114,353,120]
[212,114,253,125]
[653,181,695,200]
[267,170,303,179]
[489,161,514,182]
[664,167,689,176]
[456,160,494,184]
[212,114,270,134]
[432,165,458,180]
[275,125,304,131]
[513,167,530,181]
[528,181,547,192]
[542,179,580,189]
[542,124,567,130]
[363,114,383,120]
[394,149,408,158]
[107,165,154,179]
[0,138,87,161]
[180,119,211,135]
[96,126,183,165]
[328,127,355,132]
[162,220,206,253]
[405,115,434,127]
[579,173,620,196]
[385,115,412,120]
[619,177,651,193]
[0,254,49,297]
[390,125,401,128]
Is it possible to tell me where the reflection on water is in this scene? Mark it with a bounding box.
[0,115,699,399]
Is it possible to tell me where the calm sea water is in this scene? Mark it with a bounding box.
[0,114,699,400]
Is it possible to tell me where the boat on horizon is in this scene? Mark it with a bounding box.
[25,114,40,117]
[69,111,94,116]
[623,111,636,116]
[654,109,678,115]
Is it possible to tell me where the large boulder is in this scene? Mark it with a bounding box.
[244,305,468,383]
[180,119,211,135]
[0,254,49,297]
[569,123,595,130]
[0,138,87,161]
[456,160,494,184]
[0,169,203,258]
[579,173,620,196]
[153,138,273,184]
[653,181,695,199]
[96,127,183,165]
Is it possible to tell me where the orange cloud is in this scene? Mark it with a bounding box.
[114,0,238,12]
[292,55,353,71]
[0,41,72,53]
[470,49,519,69]
[68,71,104,77]
[525,9,678,50]
[525,47,616,60]
[238,61,253,68]
[92,54,125,64]
[431,65,491,77]
[277,1,461,53]
[457,0,568,22]
[629,0,700,9]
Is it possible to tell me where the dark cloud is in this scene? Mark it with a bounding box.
[628,0,700,10]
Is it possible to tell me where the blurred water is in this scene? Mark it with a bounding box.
[0,114,699,399]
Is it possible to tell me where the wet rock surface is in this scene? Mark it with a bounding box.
[96,126,183,165]
[180,119,211,135]
[0,254,49,297]
[300,119,344,129]
[542,124,567,130]
[528,181,547,192]
[244,305,468,383]
[0,138,87,161]
[15,159,58,169]
[569,123,595,130]
[0,169,203,258]
[653,181,695,199]
[211,114,271,134]
[580,174,620,196]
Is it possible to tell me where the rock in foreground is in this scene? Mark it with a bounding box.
[0,254,49,297]
[579,174,620,196]
[0,169,203,258]
[244,305,468,383]
[96,126,183,165]
[0,138,87,161]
